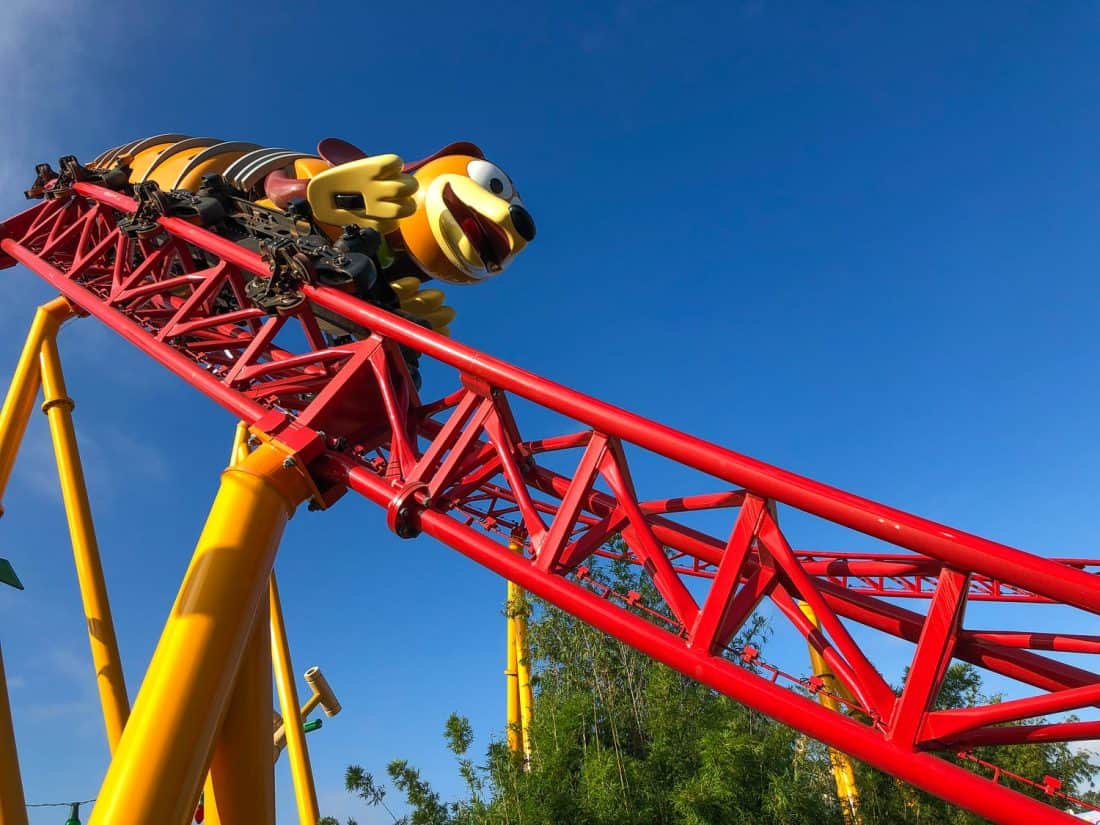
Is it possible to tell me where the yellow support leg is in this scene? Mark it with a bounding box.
[0,296,73,507]
[506,539,534,764]
[202,423,275,825]
[505,579,522,755]
[87,442,314,825]
[38,337,129,752]
[230,420,250,466]
[205,593,276,825]
[0,298,74,825]
[514,596,533,764]
[270,574,319,825]
[798,601,861,825]
[0,643,28,825]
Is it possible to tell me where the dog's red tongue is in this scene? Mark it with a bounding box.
[317,137,369,165]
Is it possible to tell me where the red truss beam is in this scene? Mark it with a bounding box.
[2,183,1099,824]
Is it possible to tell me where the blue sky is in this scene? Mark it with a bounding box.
[1,1,1099,822]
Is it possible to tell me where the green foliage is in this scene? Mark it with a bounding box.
[854,662,1097,824]
[325,541,1096,824]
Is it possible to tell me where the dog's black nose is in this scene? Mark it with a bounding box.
[510,204,536,241]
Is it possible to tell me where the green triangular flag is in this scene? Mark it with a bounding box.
[0,558,23,590]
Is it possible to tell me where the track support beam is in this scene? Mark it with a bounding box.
[0,296,72,510]
[0,644,27,825]
[39,335,130,751]
[87,441,313,825]
[270,574,320,825]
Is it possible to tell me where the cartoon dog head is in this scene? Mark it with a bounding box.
[303,139,535,285]
[393,142,535,284]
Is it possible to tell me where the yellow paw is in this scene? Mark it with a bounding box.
[390,276,456,337]
[306,154,419,232]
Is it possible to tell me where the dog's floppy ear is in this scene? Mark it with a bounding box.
[403,141,484,173]
[317,137,369,165]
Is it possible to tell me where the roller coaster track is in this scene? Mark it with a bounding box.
[2,182,1099,823]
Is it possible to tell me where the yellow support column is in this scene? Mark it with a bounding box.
[0,297,74,825]
[38,337,129,752]
[202,420,275,825]
[0,297,73,506]
[506,538,534,764]
[230,420,250,466]
[87,442,314,825]
[270,574,319,825]
[505,578,522,754]
[0,643,28,825]
[798,601,861,824]
[514,604,533,762]
[205,593,275,825]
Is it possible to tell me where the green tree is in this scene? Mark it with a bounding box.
[327,546,1096,823]
[854,662,1096,823]
[332,552,843,824]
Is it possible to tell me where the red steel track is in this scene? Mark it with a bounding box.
[2,183,1099,823]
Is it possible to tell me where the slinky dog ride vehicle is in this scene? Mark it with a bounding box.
[29,134,536,386]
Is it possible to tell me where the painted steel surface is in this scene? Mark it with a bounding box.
[85,443,313,825]
[270,576,319,825]
[39,336,130,752]
[1,183,1099,822]
[205,602,276,825]
[0,645,27,825]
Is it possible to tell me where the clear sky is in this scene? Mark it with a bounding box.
[1,1,1099,822]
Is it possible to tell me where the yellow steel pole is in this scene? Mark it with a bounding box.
[272,692,321,758]
[514,618,534,762]
[38,337,129,752]
[0,643,28,825]
[505,578,522,755]
[87,442,314,825]
[206,591,275,825]
[203,421,274,825]
[507,539,534,763]
[231,420,250,466]
[0,297,73,508]
[270,574,320,825]
[513,616,533,761]
[0,298,74,825]
[798,601,861,825]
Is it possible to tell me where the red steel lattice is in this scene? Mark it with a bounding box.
[2,182,1099,823]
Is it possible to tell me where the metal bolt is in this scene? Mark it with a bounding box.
[282,457,296,469]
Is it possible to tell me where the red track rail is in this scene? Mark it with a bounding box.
[2,184,1099,823]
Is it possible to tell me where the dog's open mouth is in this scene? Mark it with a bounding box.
[442,183,511,271]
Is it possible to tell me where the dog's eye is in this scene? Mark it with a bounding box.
[467,160,514,200]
